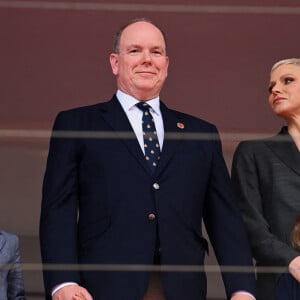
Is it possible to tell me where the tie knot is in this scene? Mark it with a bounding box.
[136,102,151,112]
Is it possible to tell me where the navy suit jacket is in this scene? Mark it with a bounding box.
[40,95,255,300]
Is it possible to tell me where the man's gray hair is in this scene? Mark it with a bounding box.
[112,17,167,54]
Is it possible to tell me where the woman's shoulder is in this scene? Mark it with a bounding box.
[236,127,286,154]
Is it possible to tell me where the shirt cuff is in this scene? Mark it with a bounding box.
[232,291,256,300]
[52,282,79,296]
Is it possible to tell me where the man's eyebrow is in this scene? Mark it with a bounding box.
[127,44,141,48]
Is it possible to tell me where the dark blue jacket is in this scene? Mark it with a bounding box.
[40,95,256,300]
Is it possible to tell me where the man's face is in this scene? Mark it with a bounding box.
[110,21,169,101]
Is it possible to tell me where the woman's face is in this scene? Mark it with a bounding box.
[268,64,300,120]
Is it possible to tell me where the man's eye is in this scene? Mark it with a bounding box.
[284,77,294,84]
[129,49,139,54]
[152,50,162,56]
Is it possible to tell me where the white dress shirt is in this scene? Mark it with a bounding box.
[116,89,164,153]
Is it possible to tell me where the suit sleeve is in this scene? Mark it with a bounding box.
[7,234,26,300]
[203,128,256,298]
[39,111,81,296]
[231,142,298,267]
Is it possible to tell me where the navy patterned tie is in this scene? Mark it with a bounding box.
[136,102,161,173]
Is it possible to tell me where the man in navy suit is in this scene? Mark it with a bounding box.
[40,18,256,300]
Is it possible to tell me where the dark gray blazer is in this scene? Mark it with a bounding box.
[231,126,300,300]
[0,231,26,300]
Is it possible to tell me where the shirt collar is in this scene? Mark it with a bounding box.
[116,90,161,116]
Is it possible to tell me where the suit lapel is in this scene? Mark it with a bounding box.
[265,127,300,176]
[99,96,151,174]
[156,102,185,176]
[98,97,186,176]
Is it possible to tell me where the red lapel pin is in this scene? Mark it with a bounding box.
[177,122,184,129]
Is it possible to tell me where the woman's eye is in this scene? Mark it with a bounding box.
[284,77,294,84]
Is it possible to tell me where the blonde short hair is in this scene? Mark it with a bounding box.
[271,58,300,72]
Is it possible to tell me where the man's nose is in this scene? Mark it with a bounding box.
[142,51,152,62]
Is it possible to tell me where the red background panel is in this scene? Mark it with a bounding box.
[1,1,299,133]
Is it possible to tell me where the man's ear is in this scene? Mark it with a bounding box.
[165,56,169,79]
[110,53,119,75]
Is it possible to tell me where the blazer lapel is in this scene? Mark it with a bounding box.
[99,96,151,174]
[265,126,300,176]
[156,102,185,176]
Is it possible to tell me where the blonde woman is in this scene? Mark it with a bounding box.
[231,58,300,300]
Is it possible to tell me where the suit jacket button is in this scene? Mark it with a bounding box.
[148,213,156,221]
[153,183,160,190]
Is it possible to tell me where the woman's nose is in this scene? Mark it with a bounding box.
[271,82,282,94]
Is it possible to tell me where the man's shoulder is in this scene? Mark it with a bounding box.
[0,230,18,240]
[50,99,113,131]
[0,231,19,250]
[58,100,110,116]
[53,97,115,123]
